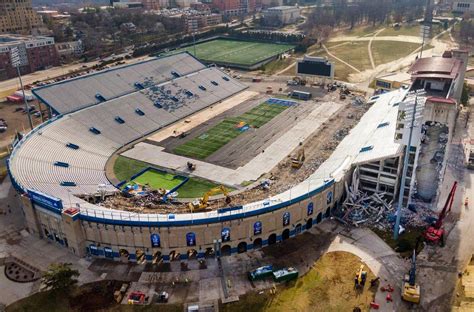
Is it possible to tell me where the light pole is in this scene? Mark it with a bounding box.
[393,91,425,240]
[10,47,33,131]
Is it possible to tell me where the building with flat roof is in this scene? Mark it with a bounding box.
[374,72,412,92]
[262,5,300,26]
[0,0,43,34]
[0,34,59,81]
[452,0,474,13]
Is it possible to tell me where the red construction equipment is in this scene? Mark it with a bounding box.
[423,181,457,246]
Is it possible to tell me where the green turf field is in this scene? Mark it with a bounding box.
[173,102,289,159]
[131,169,184,190]
[114,156,227,198]
[169,39,295,66]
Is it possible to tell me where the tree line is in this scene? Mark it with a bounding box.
[303,0,427,43]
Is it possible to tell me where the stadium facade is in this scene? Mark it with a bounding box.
[8,52,426,263]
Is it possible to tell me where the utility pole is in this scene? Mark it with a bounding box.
[10,47,33,131]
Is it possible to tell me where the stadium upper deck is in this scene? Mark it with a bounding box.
[32,53,207,114]
[8,53,246,206]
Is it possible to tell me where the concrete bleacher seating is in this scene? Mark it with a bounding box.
[9,52,246,204]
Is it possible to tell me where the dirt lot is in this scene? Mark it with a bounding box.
[221,251,377,312]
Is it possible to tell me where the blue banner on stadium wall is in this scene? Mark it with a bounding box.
[327,191,333,204]
[307,202,314,216]
[151,233,161,247]
[283,212,290,226]
[221,227,230,242]
[186,232,196,247]
[254,221,262,235]
[28,189,63,212]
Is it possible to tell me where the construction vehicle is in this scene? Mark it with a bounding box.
[468,150,474,170]
[188,185,231,211]
[423,181,457,246]
[291,147,305,169]
[187,161,196,171]
[292,76,307,86]
[402,250,421,304]
[354,264,367,289]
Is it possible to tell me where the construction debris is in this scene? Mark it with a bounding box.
[335,168,436,230]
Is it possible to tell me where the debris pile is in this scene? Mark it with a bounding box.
[335,169,435,230]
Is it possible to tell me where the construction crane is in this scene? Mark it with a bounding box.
[291,147,305,169]
[423,181,457,246]
[402,250,421,304]
[188,185,231,211]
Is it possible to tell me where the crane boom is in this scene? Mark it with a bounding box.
[434,181,457,229]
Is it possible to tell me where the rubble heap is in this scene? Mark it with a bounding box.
[335,169,436,230]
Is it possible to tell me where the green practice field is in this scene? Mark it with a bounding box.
[131,169,184,191]
[174,102,289,159]
[169,39,295,66]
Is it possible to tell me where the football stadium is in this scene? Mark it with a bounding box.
[167,38,296,69]
[6,52,407,262]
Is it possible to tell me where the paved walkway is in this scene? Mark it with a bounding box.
[368,29,386,70]
[0,177,101,306]
[123,100,343,186]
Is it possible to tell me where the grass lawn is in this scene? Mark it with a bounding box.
[342,25,381,37]
[371,41,428,66]
[176,177,229,198]
[130,169,185,190]
[220,251,377,312]
[174,102,288,159]
[327,41,372,72]
[381,24,444,37]
[168,39,295,66]
[114,156,149,183]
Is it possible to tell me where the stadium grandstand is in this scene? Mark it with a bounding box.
[6,51,409,261]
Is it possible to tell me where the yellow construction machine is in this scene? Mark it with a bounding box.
[354,264,367,289]
[402,250,421,304]
[189,185,231,211]
[291,147,305,169]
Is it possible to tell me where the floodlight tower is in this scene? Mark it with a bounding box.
[10,47,33,131]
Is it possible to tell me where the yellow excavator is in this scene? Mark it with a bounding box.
[402,250,421,304]
[291,147,305,169]
[189,185,231,211]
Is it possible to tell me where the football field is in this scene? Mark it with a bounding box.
[170,39,295,66]
[173,102,289,159]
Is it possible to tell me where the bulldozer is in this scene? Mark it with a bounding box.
[291,147,305,169]
[402,250,421,304]
[188,185,231,211]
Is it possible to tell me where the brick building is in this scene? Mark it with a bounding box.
[0,35,59,81]
[212,0,260,15]
[0,0,43,34]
